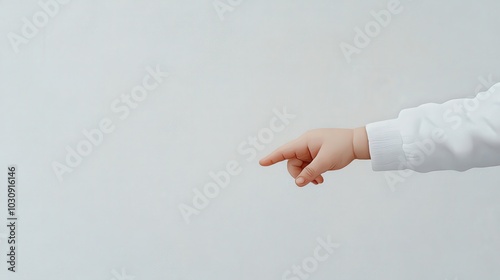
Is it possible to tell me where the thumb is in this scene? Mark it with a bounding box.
[295,150,331,187]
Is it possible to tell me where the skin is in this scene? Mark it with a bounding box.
[259,127,370,187]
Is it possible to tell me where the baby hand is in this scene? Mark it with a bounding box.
[259,127,370,187]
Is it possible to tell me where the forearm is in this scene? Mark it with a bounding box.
[366,82,500,172]
[353,126,370,160]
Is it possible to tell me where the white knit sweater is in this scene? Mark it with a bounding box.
[366,82,500,172]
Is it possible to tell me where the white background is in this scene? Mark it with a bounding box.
[1,0,500,279]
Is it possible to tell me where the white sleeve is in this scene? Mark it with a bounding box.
[365,82,500,172]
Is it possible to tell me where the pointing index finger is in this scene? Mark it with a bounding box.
[259,138,302,166]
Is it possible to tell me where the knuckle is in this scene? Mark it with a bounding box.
[303,166,316,178]
[302,130,314,138]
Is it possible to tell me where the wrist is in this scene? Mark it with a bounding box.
[352,126,371,160]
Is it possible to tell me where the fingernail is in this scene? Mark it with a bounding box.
[296,177,305,185]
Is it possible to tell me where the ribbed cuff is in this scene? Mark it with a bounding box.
[365,118,407,171]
